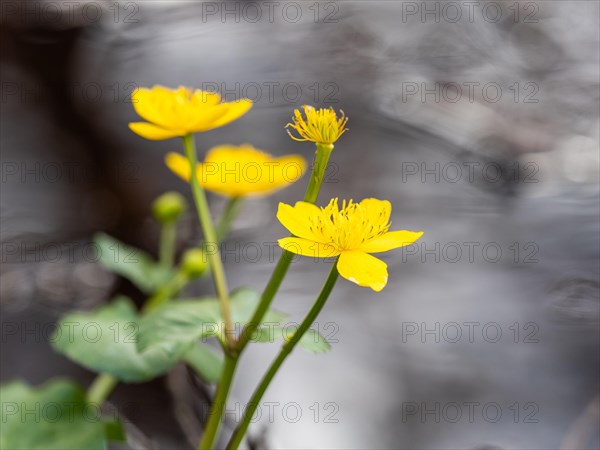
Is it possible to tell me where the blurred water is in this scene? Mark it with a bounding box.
[1,1,599,449]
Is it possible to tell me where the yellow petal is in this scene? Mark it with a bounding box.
[131,88,159,125]
[188,104,231,132]
[278,237,340,258]
[191,90,221,106]
[277,202,323,240]
[137,85,199,129]
[166,148,305,197]
[337,251,388,292]
[207,99,253,130]
[359,230,423,253]
[199,145,305,197]
[165,152,192,181]
[359,198,392,225]
[130,86,251,136]
[128,122,185,140]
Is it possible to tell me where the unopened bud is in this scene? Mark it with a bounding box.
[181,249,207,278]
[152,191,187,224]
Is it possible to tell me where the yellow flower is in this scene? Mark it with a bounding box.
[286,105,348,145]
[165,145,306,197]
[129,85,252,140]
[277,198,423,292]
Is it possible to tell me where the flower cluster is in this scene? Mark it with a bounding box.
[2,78,425,450]
[129,85,423,291]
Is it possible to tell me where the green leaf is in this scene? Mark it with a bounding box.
[137,287,329,357]
[227,288,287,325]
[137,288,285,355]
[0,379,108,450]
[295,329,331,353]
[181,344,224,383]
[251,326,331,353]
[93,232,173,294]
[51,297,181,383]
[103,421,126,442]
[137,297,221,357]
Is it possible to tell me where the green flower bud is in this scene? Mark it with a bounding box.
[181,249,207,278]
[152,191,187,224]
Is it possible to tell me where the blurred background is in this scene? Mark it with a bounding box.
[1,1,599,449]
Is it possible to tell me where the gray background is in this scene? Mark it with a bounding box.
[1,1,599,449]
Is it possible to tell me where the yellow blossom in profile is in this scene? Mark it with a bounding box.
[129,85,252,140]
[277,198,423,292]
[286,105,348,145]
[165,145,306,197]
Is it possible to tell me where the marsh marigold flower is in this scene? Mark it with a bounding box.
[129,85,252,140]
[286,105,348,145]
[165,144,306,197]
[277,198,423,291]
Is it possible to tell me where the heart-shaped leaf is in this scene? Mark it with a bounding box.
[0,379,119,449]
[251,326,331,353]
[138,288,285,353]
[137,288,330,357]
[93,232,173,294]
[181,344,224,383]
[51,297,181,383]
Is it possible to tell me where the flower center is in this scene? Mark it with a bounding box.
[286,105,348,145]
[309,199,390,251]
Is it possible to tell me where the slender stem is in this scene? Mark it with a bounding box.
[84,194,243,413]
[198,353,238,450]
[236,143,334,352]
[142,271,188,313]
[216,197,243,242]
[182,133,235,349]
[159,221,176,268]
[86,373,118,405]
[236,250,294,350]
[226,263,339,450]
[304,143,334,204]
[198,142,334,449]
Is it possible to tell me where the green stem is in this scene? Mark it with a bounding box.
[304,143,334,204]
[198,353,238,450]
[142,271,188,313]
[236,143,333,352]
[198,142,334,449]
[159,221,176,268]
[86,373,118,405]
[216,197,243,242]
[182,133,235,349]
[226,262,339,450]
[236,251,294,351]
